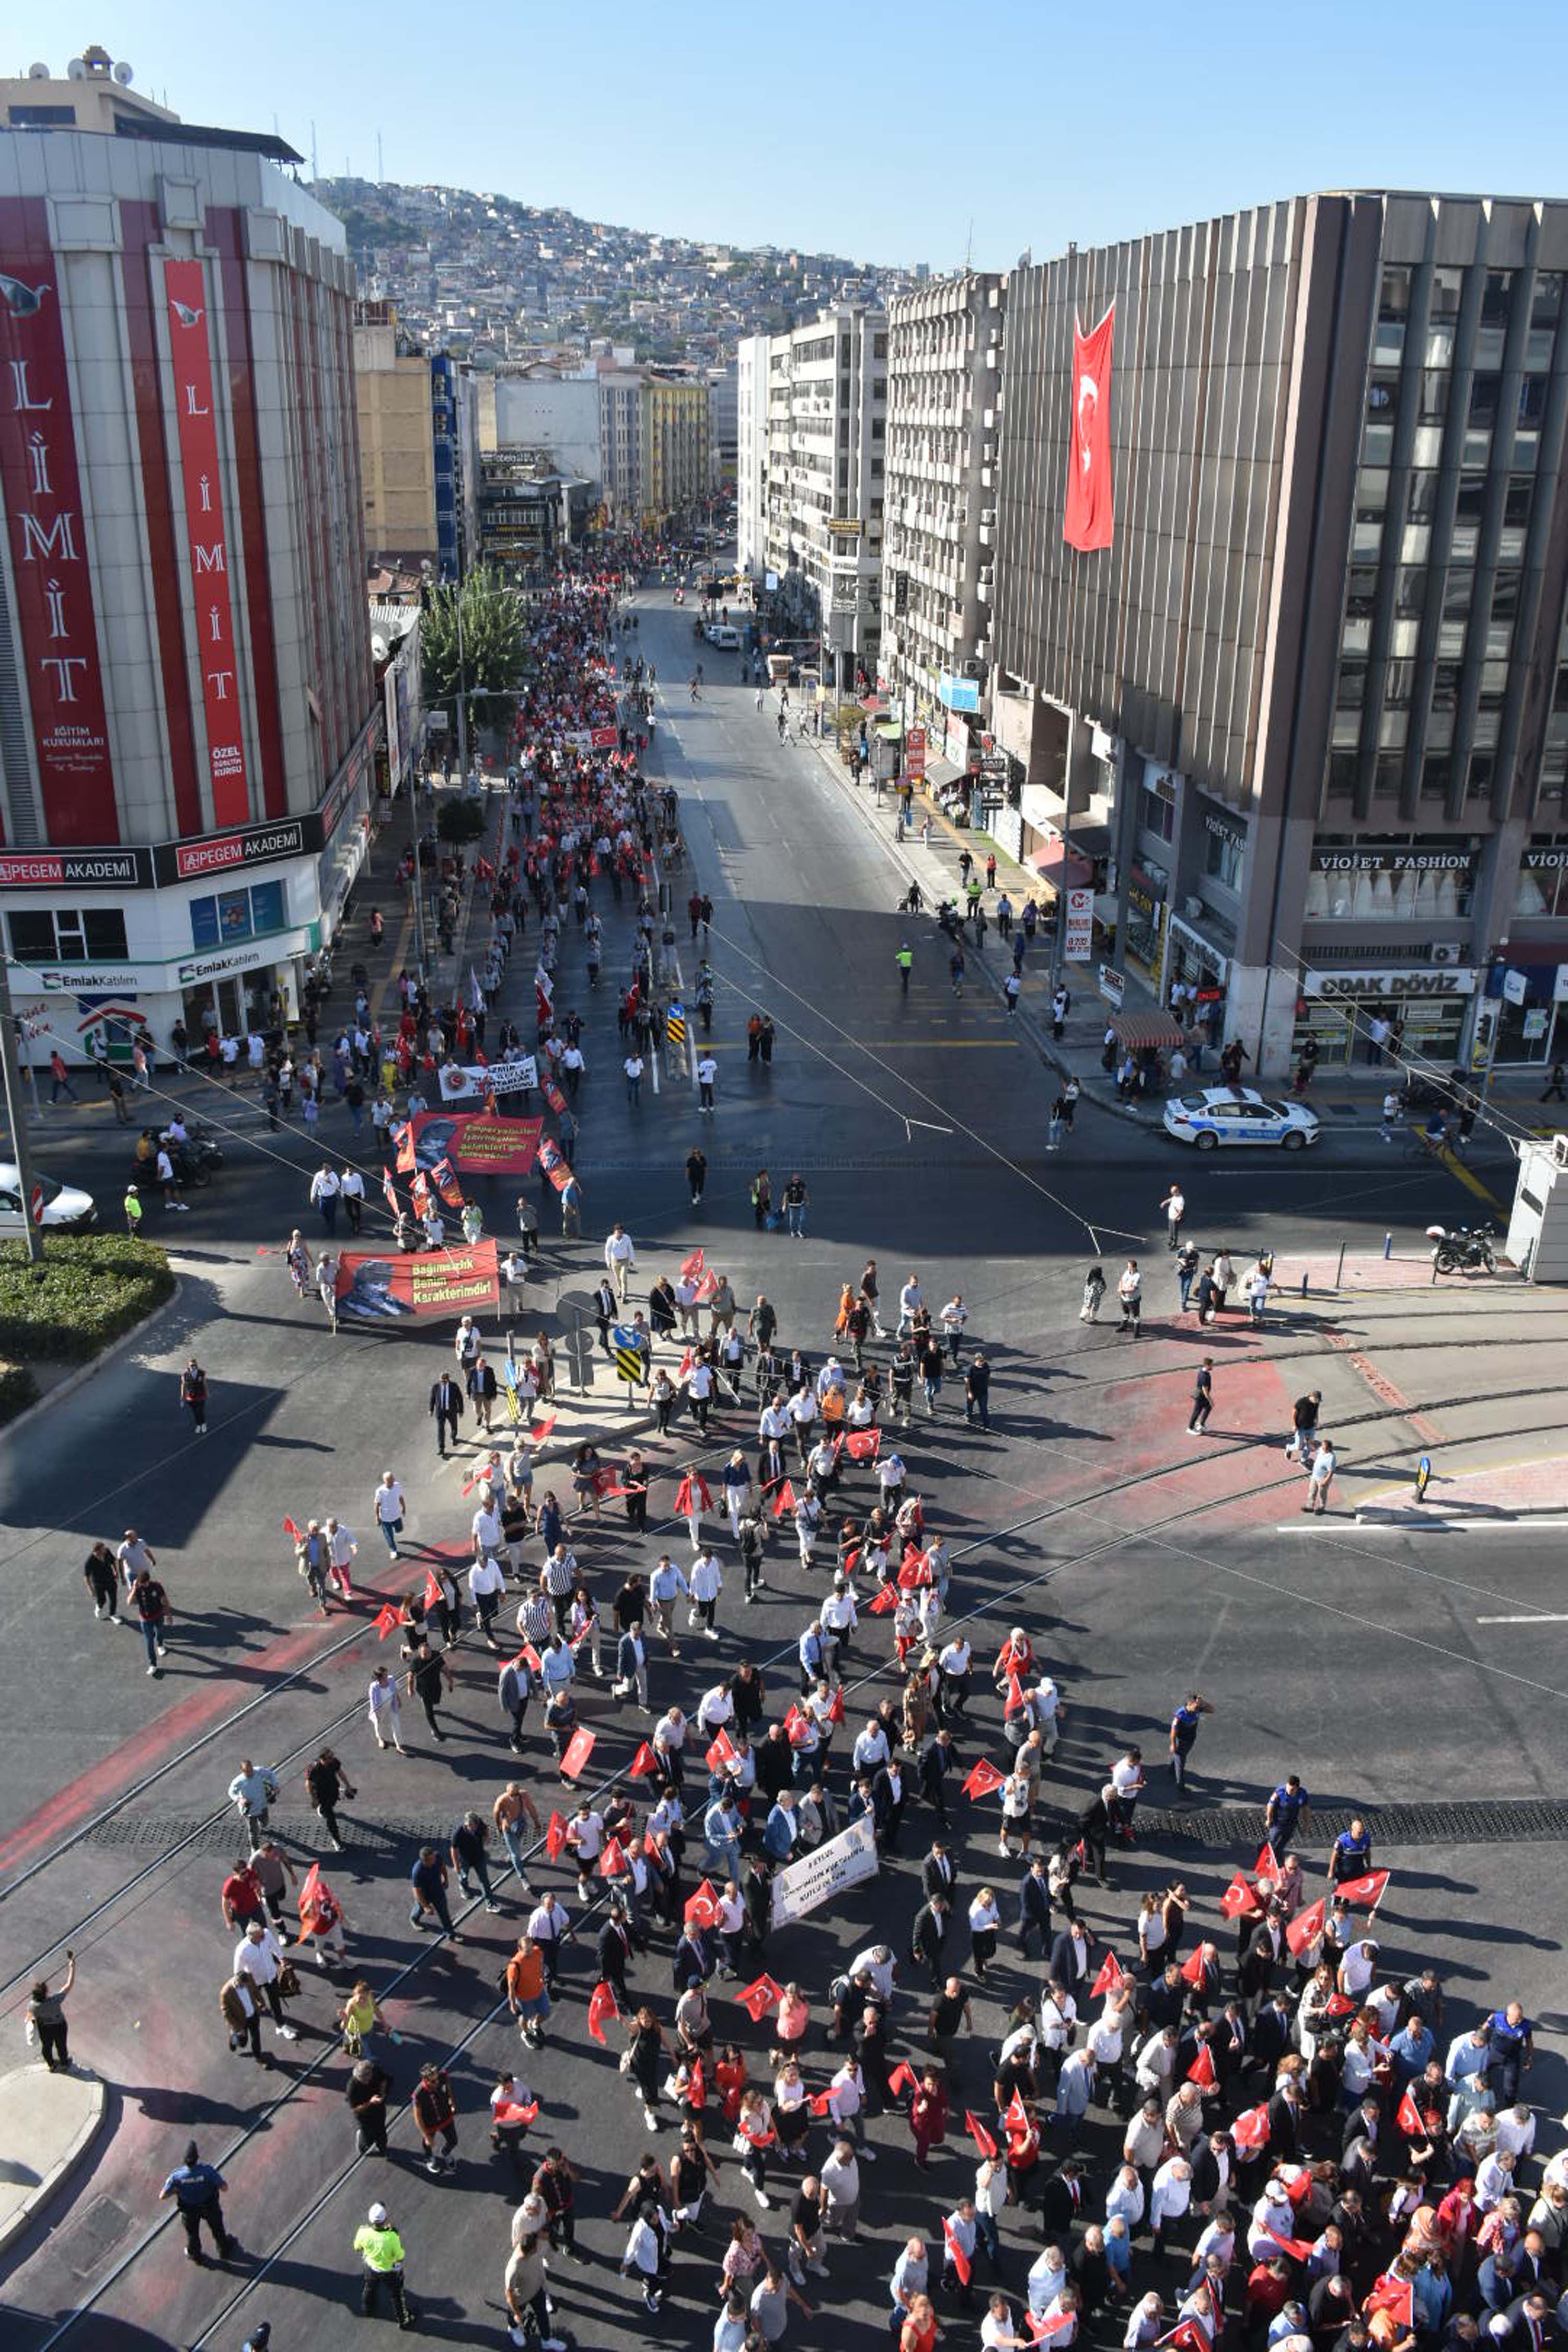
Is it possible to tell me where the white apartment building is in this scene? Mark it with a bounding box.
[881,273,1004,757]
[736,333,770,577]
[756,305,887,691]
[493,371,603,493]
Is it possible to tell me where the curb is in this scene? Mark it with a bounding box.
[802,734,1162,1131]
[0,2067,107,2259]
[0,1274,186,1446]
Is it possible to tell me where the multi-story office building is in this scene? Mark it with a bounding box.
[493,368,603,494]
[993,192,1568,1076]
[598,370,644,529]
[758,305,887,691]
[882,272,1003,766]
[353,302,439,568]
[0,55,377,1055]
[429,350,479,582]
[708,360,737,498]
[642,373,711,531]
[736,333,770,579]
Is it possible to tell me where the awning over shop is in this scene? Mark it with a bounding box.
[1109,1008,1186,1052]
[873,720,902,742]
[1025,845,1093,893]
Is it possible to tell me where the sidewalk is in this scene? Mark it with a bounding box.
[0,2063,106,2257]
[799,733,1566,1138]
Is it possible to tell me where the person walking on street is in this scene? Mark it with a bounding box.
[1305,1436,1336,1515]
[409,1843,461,1940]
[227,1759,280,1854]
[406,1644,455,1745]
[1162,1184,1185,1250]
[1284,1390,1322,1463]
[172,1349,213,1438]
[1117,1261,1142,1334]
[48,1048,78,1105]
[353,2201,414,2327]
[128,1562,172,1675]
[307,1748,355,1851]
[28,1952,75,2071]
[1168,1692,1213,1789]
[309,1163,341,1235]
[1541,1058,1566,1103]
[782,1172,809,1237]
[373,1471,406,1559]
[160,2141,238,2265]
[1187,1358,1214,1435]
[368,1667,405,1754]
[84,1539,121,1622]
[687,1146,708,1205]
[429,1369,464,1456]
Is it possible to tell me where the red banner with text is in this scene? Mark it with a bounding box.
[164,257,250,827]
[0,198,119,844]
[410,1110,544,1175]
[332,1241,500,1324]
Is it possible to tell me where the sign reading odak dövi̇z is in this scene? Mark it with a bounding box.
[768,1814,879,1931]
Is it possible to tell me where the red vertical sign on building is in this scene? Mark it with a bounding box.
[0,199,119,844]
[164,257,250,827]
[1063,301,1116,554]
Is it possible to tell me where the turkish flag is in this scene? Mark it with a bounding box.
[1187,2040,1218,2089]
[737,1973,784,2023]
[1338,1869,1390,1909]
[1221,1871,1265,1920]
[868,1583,898,1615]
[599,1839,629,1879]
[966,2109,999,2159]
[942,2219,973,2287]
[963,1758,1006,1800]
[886,2060,919,2099]
[771,1479,797,1520]
[684,1878,722,1928]
[1004,1670,1030,1715]
[545,1810,568,1860]
[1265,2229,1316,2263]
[1325,1991,1358,2017]
[808,2086,837,2117]
[1180,1945,1210,1986]
[1091,1953,1124,1998]
[1029,2312,1080,2344]
[282,1515,305,1542]
[1396,2086,1426,2137]
[299,1862,338,1940]
[422,1568,445,1612]
[1365,2277,1414,2329]
[1157,2322,1214,2352]
[827,1685,845,1725]
[587,1979,618,2045]
[1284,1897,1325,1957]
[1003,2087,1030,2137]
[495,2095,538,2126]
[706,1728,740,1774]
[1284,2169,1315,2209]
[372,1602,405,1639]
[844,1427,881,1461]
[783,1703,814,1748]
[1231,2103,1271,2152]
[629,1741,660,1778]
[687,2055,706,2109]
[680,1247,705,1281]
[1254,1843,1278,1879]
[1063,301,1115,553]
[897,1544,930,1590]
[559,1727,595,1780]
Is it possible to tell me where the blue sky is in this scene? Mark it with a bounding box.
[54,2,1568,269]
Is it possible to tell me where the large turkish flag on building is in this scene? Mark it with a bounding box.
[1063,302,1116,552]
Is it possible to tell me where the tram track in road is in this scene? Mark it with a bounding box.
[4,1347,1561,2030]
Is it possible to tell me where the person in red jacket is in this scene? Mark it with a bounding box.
[909,2067,949,2169]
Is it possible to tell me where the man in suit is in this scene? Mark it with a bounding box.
[429,1369,464,1457]
[909,1892,950,1987]
[1250,1991,1294,2081]
[1050,1918,1093,1998]
[917,1729,957,1826]
[1267,2074,1305,2161]
[1494,2290,1552,2351]
[597,1911,633,2006]
[1018,1854,1053,1960]
[1038,2155,1086,2238]
[922,1839,957,1908]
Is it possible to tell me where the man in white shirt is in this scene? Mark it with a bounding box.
[696,1053,718,1112]
[472,1496,504,1562]
[852,1718,891,1778]
[896,1275,923,1336]
[649,1555,688,1658]
[373,1471,406,1559]
[689,1550,723,1639]
[562,1803,604,1896]
[234,1919,297,2039]
[819,2137,861,2239]
[604,1223,637,1302]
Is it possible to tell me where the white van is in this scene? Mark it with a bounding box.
[705,623,740,649]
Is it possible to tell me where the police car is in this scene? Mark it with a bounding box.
[1161,1087,1321,1152]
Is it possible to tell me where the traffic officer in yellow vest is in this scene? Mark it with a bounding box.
[353,2200,413,2327]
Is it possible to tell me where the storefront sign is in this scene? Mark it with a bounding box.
[938,672,981,713]
[410,1111,544,1174]
[1203,811,1244,846]
[1127,870,1164,920]
[151,814,318,886]
[905,725,927,783]
[1098,962,1125,1008]
[1302,966,1477,1000]
[1311,845,1473,873]
[1503,967,1529,1005]
[175,927,315,986]
[1064,887,1094,963]
[30,965,142,994]
[332,1241,500,1325]
[165,258,250,828]
[0,207,118,843]
[768,1815,878,1931]
[0,847,151,890]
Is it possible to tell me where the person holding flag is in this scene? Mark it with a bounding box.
[293,1861,347,1968]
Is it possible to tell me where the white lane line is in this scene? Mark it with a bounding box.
[1475,1612,1568,1624]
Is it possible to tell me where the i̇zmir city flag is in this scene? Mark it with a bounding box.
[1064,301,1116,552]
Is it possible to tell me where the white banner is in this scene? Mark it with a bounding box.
[1065,887,1094,963]
[769,1815,879,1931]
[439,1056,538,1102]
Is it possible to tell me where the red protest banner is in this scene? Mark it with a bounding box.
[332,1243,500,1324]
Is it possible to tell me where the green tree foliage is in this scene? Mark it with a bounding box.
[436,799,488,847]
[420,568,529,711]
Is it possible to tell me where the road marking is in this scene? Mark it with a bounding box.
[1475,1610,1568,1622]
[1279,1518,1568,1536]
[1439,1148,1507,1213]
[1323,1329,1444,1445]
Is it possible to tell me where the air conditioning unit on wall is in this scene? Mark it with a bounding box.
[1430,942,1461,964]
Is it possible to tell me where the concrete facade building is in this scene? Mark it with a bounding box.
[882,272,1003,766]
[597,370,643,527]
[993,192,1568,1076]
[759,305,887,690]
[736,332,770,578]
[492,371,602,493]
[0,75,376,1055]
[352,303,439,568]
[643,373,711,529]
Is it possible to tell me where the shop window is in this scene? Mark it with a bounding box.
[1203,825,1245,893]
[8,907,128,964]
[189,881,288,952]
[1515,847,1568,920]
[1467,752,1495,800]
[1137,784,1175,844]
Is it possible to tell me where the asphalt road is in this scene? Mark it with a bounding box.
[0,590,1563,2352]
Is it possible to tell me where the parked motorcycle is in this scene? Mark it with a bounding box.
[1426,1221,1498,1275]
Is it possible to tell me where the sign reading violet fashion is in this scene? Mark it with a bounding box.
[768,1814,879,1930]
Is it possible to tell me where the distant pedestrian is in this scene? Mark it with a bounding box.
[48,1048,78,1104]
[180,1357,209,1435]
[1305,1437,1336,1515]
[27,1951,75,2071]
[124,1183,144,1236]
[1161,1183,1185,1249]
[83,1539,120,1622]
[309,1163,341,1234]
[353,2201,414,2326]
[1117,1261,1142,1334]
[1187,1357,1213,1435]
[159,2140,237,2265]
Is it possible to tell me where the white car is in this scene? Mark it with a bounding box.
[0,1161,97,1232]
[1162,1087,1320,1152]
[704,622,740,649]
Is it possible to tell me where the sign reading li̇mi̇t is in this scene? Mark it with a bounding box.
[164,257,250,828]
[768,1813,879,1931]
[0,202,119,844]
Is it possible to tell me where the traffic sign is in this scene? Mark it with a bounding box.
[666,1002,687,1046]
